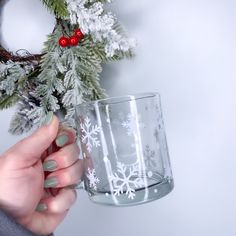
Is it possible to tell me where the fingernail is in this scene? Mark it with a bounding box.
[43,160,58,171]
[56,134,69,147]
[44,177,58,188]
[36,203,47,212]
[43,111,53,126]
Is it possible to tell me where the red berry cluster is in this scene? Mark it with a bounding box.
[58,29,84,48]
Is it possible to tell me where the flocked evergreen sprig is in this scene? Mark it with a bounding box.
[0,0,135,134]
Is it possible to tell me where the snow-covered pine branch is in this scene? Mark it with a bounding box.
[9,93,45,134]
[66,0,135,57]
[0,61,35,110]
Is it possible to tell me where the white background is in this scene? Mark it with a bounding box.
[1,0,236,235]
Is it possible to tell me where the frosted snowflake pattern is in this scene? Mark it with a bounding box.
[121,113,145,136]
[110,162,145,199]
[144,145,157,170]
[80,117,101,153]
[86,168,100,191]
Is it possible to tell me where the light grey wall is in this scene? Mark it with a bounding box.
[1,0,236,235]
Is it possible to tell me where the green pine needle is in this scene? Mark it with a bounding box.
[41,0,69,18]
[0,93,19,110]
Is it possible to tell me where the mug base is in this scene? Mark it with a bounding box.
[88,178,174,207]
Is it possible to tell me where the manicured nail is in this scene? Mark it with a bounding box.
[43,111,53,126]
[56,134,69,147]
[43,160,58,171]
[44,177,58,188]
[36,203,47,212]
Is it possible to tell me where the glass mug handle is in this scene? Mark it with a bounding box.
[75,180,85,190]
[67,180,85,190]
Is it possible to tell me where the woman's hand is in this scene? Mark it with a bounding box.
[0,113,83,235]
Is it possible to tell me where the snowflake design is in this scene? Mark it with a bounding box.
[86,168,100,191]
[80,117,101,153]
[121,113,145,136]
[110,162,145,199]
[143,145,157,170]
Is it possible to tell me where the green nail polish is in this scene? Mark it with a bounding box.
[44,177,58,188]
[56,134,69,147]
[43,160,57,171]
[43,111,53,125]
[36,203,47,212]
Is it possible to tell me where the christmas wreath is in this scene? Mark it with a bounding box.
[0,0,134,134]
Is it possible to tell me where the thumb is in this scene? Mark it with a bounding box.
[5,113,59,166]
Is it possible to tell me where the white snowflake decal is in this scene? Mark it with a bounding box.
[86,168,100,191]
[144,145,157,170]
[121,113,145,136]
[110,162,145,199]
[80,116,101,153]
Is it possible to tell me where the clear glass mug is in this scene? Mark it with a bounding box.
[75,92,174,206]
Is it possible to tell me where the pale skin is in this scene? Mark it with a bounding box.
[0,115,83,235]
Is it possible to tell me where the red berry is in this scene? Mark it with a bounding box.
[69,35,79,46]
[74,29,84,40]
[58,36,69,47]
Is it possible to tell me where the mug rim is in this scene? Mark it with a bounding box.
[77,92,161,107]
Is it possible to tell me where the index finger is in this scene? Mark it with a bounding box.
[55,125,77,148]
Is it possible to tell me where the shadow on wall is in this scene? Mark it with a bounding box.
[100,64,121,93]
[0,0,9,47]
[108,0,156,30]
